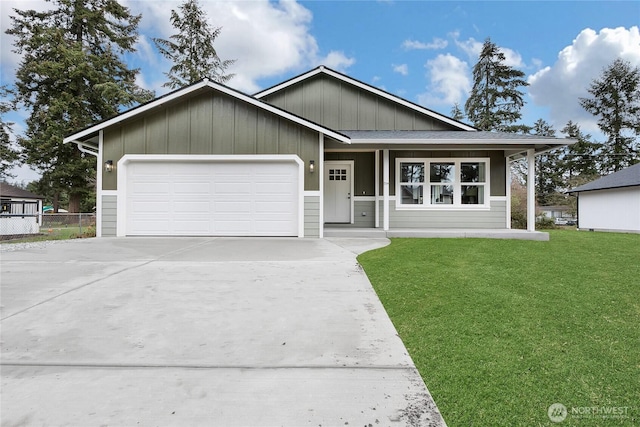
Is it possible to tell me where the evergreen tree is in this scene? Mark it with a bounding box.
[450,103,465,121]
[560,121,601,180]
[464,38,529,132]
[532,119,564,205]
[6,0,153,211]
[154,0,235,89]
[0,87,20,180]
[580,59,640,172]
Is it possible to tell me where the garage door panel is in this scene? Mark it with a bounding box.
[126,160,299,236]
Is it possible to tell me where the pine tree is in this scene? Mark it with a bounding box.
[6,0,153,211]
[154,0,235,89]
[532,119,564,205]
[464,38,529,132]
[450,103,465,121]
[0,87,20,180]
[580,59,640,172]
[560,121,601,181]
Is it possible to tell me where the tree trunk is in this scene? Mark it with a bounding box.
[68,192,81,213]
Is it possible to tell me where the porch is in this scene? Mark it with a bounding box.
[324,226,549,241]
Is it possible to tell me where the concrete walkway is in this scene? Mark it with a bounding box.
[1,237,446,426]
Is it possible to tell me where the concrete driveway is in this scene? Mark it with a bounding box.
[1,237,445,426]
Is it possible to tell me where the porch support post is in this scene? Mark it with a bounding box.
[527,148,535,232]
[318,133,324,238]
[383,149,390,231]
[506,155,511,229]
[374,149,380,228]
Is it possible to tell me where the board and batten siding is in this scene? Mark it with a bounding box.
[102,194,117,237]
[304,195,320,237]
[102,90,321,192]
[380,199,507,229]
[261,74,459,132]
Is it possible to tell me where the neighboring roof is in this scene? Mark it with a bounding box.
[0,182,45,199]
[63,78,351,146]
[570,163,640,193]
[254,66,477,132]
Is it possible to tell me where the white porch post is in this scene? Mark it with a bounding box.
[506,156,511,229]
[383,149,390,231]
[527,149,535,232]
[318,133,324,238]
[374,149,380,228]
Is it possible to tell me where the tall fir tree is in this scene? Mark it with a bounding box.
[6,0,153,211]
[464,38,529,132]
[560,121,601,182]
[532,119,564,205]
[450,103,465,121]
[154,0,235,89]
[580,59,640,173]
[0,87,20,181]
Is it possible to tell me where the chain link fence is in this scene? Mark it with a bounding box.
[1,206,96,240]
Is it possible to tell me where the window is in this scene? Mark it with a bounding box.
[396,158,489,208]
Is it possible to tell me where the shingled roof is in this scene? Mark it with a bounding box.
[570,163,640,193]
[0,182,45,199]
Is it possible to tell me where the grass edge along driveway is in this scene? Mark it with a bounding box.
[358,230,639,426]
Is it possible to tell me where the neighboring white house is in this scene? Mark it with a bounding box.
[569,163,640,233]
[540,205,573,219]
[0,182,44,237]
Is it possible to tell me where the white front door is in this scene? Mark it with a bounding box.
[324,161,353,223]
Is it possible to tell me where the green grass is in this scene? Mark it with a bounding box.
[358,230,640,426]
[1,226,95,243]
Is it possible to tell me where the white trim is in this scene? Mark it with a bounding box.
[101,190,118,196]
[116,154,304,238]
[64,80,350,145]
[383,149,390,231]
[324,160,355,224]
[303,191,321,196]
[374,150,380,228]
[395,157,491,209]
[96,131,104,237]
[527,149,535,232]
[505,158,512,229]
[319,133,324,238]
[354,196,376,202]
[490,196,508,202]
[254,66,476,131]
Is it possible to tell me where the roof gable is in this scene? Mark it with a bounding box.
[64,78,350,145]
[571,163,640,193]
[255,66,476,132]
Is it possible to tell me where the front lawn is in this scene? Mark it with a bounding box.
[358,230,639,426]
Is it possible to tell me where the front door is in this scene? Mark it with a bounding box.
[324,161,352,223]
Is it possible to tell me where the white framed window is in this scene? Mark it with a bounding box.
[396,158,490,208]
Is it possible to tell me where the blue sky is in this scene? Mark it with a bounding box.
[1,0,639,183]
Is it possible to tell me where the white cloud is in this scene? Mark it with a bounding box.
[418,54,471,107]
[393,64,408,76]
[528,26,640,133]
[452,33,524,67]
[125,0,354,94]
[402,38,448,50]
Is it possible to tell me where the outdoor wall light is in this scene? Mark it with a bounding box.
[104,160,114,172]
[309,160,315,173]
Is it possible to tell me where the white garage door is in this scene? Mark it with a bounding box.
[124,160,299,236]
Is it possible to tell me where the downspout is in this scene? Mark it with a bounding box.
[73,141,99,157]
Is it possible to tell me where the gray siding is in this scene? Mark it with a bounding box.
[382,199,507,229]
[102,195,117,237]
[102,89,321,192]
[324,152,376,196]
[261,74,459,132]
[304,195,320,237]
